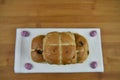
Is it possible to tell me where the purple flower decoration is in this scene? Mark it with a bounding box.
[89,30,97,37]
[21,31,30,37]
[90,61,97,69]
[24,63,33,70]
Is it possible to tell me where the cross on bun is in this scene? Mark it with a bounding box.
[43,32,77,64]
[31,32,89,64]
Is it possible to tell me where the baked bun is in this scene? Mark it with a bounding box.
[31,32,89,64]
[31,35,45,62]
[74,33,89,63]
[43,32,77,64]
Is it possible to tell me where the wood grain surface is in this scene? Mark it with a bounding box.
[0,0,120,80]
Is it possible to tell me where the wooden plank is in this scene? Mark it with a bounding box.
[0,0,120,80]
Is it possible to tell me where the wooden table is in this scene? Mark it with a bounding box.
[0,0,120,80]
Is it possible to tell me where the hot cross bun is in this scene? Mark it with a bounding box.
[31,32,89,64]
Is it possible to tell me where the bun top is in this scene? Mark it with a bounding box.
[43,32,76,64]
[31,31,89,64]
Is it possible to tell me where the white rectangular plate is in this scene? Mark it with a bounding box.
[14,28,104,73]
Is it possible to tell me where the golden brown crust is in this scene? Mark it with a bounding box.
[61,32,75,45]
[31,35,45,62]
[43,32,60,64]
[62,45,76,64]
[43,45,60,64]
[71,53,77,64]
[31,32,89,64]
[74,33,89,63]
[31,51,45,62]
[43,32,76,64]
[43,32,59,45]
[61,32,76,64]
[32,35,45,50]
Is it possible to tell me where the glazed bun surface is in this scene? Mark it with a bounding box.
[43,32,76,64]
[31,32,89,64]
